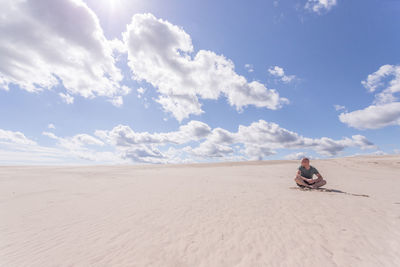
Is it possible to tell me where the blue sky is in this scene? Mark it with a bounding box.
[0,0,399,164]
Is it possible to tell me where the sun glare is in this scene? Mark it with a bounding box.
[96,0,144,16]
[102,0,123,12]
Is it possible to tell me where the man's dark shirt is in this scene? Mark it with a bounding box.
[298,165,319,179]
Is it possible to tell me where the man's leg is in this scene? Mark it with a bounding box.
[294,177,312,188]
[310,180,326,188]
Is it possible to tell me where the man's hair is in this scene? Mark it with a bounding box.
[301,157,310,162]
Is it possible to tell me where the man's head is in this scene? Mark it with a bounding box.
[301,157,310,168]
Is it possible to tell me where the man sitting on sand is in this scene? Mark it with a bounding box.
[294,158,327,189]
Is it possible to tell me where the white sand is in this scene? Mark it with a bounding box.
[1,155,400,266]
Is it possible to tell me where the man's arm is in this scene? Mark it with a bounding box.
[304,173,323,184]
[296,170,314,183]
[313,173,323,183]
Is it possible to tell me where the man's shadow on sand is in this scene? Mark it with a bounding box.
[290,187,369,198]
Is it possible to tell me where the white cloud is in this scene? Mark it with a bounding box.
[94,119,374,161]
[121,145,165,163]
[244,64,254,73]
[362,65,400,104]
[0,129,108,164]
[95,120,211,147]
[43,131,104,152]
[192,141,234,158]
[234,120,375,158]
[284,152,312,160]
[94,120,213,163]
[371,150,387,156]
[42,131,58,140]
[334,104,346,111]
[137,87,146,98]
[59,92,74,104]
[71,134,104,146]
[1,119,376,164]
[339,102,400,129]
[361,65,399,93]
[305,0,337,14]
[109,96,123,107]
[0,129,36,145]
[339,65,400,129]
[268,66,285,77]
[268,66,296,83]
[350,150,388,157]
[96,119,375,161]
[0,6,287,119]
[0,0,129,105]
[242,145,276,160]
[123,13,288,121]
[48,123,56,130]
[45,131,121,163]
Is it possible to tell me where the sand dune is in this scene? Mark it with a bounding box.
[1,155,400,266]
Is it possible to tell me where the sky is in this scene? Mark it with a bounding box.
[0,0,399,165]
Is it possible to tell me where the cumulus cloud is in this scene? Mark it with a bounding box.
[95,120,211,147]
[110,120,374,160]
[305,0,337,14]
[0,5,288,119]
[361,65,399,94]
[121,146,165,163]
[362,65,400,104]
[94,120,375,161]
[93,119,375,161]
[0,0,129,105]
[123,13,288,121]
[47,123,56,130]
[1,119,376,164]
[235,120,375,158]
[242,145,275,160]
[93,120,214,163]
[339,103,400,129]
[339,65,400,129]
[268,66,296,83]
[192,141,234,158]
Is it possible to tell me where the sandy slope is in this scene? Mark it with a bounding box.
[1,155,399,267]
